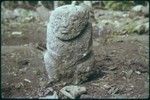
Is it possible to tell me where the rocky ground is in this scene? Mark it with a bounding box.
[1,5,149,99]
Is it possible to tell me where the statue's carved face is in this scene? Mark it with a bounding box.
[49,5,89,40]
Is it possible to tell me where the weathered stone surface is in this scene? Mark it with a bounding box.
[49,4,89,40]
[60,85,86,99]
[44,4,94,84]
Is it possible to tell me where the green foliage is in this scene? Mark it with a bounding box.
[104,1,134,11]
[124,22,136,34]
[2,1,18,10]
[28,1,38,6]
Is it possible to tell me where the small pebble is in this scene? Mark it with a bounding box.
[135,71,141,74]
[24,79,31,83]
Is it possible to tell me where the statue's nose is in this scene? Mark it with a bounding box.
[61,23,70,34]
[63,21,69,28]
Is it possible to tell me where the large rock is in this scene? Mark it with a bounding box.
[131,3,149,17]
[44,4,94,84]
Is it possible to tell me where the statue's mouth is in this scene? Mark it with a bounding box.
[61,30,69,34]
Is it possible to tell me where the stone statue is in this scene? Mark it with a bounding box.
[44,3,94,84]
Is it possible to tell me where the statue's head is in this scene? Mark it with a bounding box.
[48,4,89,40]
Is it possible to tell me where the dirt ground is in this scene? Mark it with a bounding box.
[1,9,149,98]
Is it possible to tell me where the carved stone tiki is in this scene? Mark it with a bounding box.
[44,4,94,84]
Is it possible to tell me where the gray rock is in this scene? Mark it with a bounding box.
[131,4,149,16]
[131,5,144,12]
[40,91,58,99]
[36,5,50,22]
[60,85,86,99]
[44,4,94,84]
[134,22,149,34]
